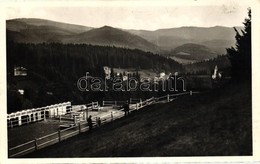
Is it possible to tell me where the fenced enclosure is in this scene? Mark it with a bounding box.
[102,100,126,108]
[8,110,123,157]
[8,91,198,157]
[7,102,71,128]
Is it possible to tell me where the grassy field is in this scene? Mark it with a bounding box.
[23,81,252,157]
[8,120,64,148]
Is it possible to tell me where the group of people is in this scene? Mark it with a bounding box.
[86,101,130,132]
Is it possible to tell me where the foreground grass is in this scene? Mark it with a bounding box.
[23,82,252,157]
[8,120,64,148]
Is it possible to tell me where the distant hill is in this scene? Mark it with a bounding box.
[128,26,240,54]
[201,39,236,54]
[7,18,241,56]
[7,18,93,43]
[7,18,93,34]
[7,19,160,53]
[62,26,160,53]
[170,43,218,62]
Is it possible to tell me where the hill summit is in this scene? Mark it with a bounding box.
[62,25,160,53]
[6,19,160,53]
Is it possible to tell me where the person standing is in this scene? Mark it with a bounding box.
[95,117,98,126]
[123,101,130,116]
[97,117,101,127]
[111,112,114,121]
[126,102,130,115]
[87,115,93,131]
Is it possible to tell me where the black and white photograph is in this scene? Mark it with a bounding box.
[1,0,260,163]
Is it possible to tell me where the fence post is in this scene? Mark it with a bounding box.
[74,116,76,124]
[86,106,88,119]
[78,122,81,133]
[84,109,86,120]
[58,129,61,142]
[18,116,22,126]
[190,90,193,96]
[102,100,104,106]
[167,94,170,102]
[44,110,46,121]
[35,138,38,150]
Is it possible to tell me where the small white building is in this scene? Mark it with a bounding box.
[14,67,27,76]
[18,89,24,95]
[212,65,222,80]
[123,75,128,81]
[103,66,111,79]
[159,72,166,79]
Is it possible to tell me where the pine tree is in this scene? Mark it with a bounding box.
[227,8,251,82]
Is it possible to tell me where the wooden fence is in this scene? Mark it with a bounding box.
[8,91,198,157]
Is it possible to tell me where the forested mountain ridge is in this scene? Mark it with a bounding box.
[7,18,241,55]
[7,19,160,53]
[6,18,238,114]
[62,26,160,53]
[128,26,241,54]
[7,18,93,34]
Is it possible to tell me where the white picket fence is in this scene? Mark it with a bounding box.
[8,91,198,157]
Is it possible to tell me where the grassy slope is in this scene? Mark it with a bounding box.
[23,82,252,157]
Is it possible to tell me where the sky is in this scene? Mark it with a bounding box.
[5,2,249,30]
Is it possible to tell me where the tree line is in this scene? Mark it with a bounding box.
[7,42,183,113]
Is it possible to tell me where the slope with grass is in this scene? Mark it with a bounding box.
[171,43,218,62]
[24,82,251,157]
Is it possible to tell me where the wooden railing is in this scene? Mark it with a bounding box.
[7,114,46,128]
[8,91,199,157]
